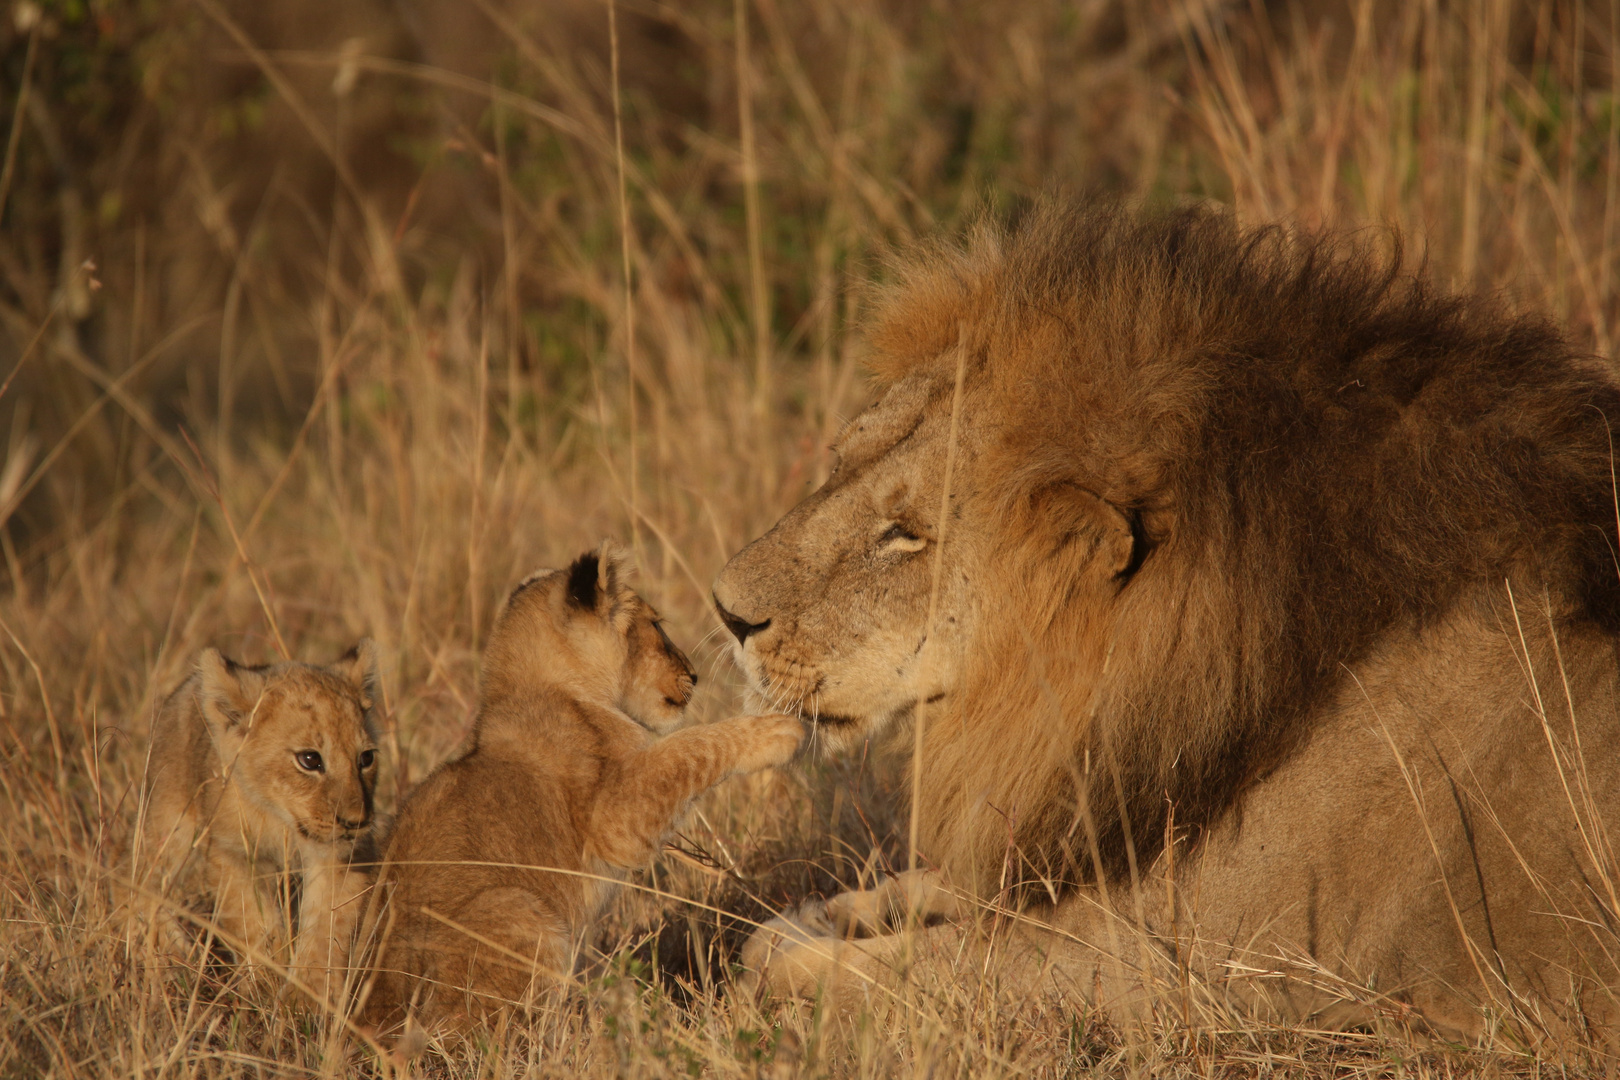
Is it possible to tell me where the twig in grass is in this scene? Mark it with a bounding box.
[260,44,742,334]
[608,0,643,564]
[737,0,772,429]
[0,609,63,791]
[0,260,97,413]
[0,14,39,227]
[190,0,400,294]
[175,427,290,660]
[911,332,968,875]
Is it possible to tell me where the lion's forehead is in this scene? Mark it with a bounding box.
[831,374,944,469]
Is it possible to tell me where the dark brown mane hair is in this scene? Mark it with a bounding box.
[875,202,1620,890]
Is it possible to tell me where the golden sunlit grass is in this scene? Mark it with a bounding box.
[4,0,1620,1074]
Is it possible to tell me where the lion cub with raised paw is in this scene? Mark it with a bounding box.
[354,545,805,1040]
[141,640,381,1003]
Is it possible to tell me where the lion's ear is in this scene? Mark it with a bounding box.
[1027,484,1137,583]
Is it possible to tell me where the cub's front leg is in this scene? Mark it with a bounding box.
[587,713,805,868]
[288,851,373,1008]
[208,848,281,968]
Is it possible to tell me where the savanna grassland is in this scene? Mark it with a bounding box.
[3,0,1620,1075]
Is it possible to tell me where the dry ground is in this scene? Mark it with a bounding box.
[4,0,1620,1075]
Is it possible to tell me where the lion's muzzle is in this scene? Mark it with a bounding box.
[713,592,770,646]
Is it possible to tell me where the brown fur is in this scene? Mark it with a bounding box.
[715,203,1620,1041]
[355,545,804,1039]
[140,641,380,1001]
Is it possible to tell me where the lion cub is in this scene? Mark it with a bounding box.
[141,640,380,1001]
[355,546,805,1037]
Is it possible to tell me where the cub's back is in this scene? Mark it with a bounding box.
[378,746,591,918]
[144,674,217,839]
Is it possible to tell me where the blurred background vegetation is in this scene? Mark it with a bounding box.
[9,0,1617,576]
[5,0,1620,1074]
[0,0,1202,562]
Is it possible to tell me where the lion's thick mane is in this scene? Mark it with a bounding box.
[873,205,1620,890]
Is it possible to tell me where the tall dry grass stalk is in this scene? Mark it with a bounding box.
[2,0,1619,1074]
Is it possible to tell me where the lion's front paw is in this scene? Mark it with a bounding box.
[738,901,840,1000]
[822,886,890,938]
[821,870,961,936]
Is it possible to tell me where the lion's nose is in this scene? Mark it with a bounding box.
[713,595,770,646]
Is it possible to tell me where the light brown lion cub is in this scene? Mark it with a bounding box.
[354,546,804,1038]
[141,640,380,1002]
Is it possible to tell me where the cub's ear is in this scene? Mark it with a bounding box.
[196,649,262,737]
[565,549,603,611]
[332,638,380,714]
[565,541,634,613]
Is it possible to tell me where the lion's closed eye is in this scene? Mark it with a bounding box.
[878,523,928,554]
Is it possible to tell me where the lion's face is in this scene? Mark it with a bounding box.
[713,375,980,752]
[199,650,379,847]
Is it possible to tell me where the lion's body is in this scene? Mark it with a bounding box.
[355,549,804,1039]
[1164,609,1620,1033]
[140,643,380,1001]
[717,205,1620,1044]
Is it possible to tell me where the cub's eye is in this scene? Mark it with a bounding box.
[295,750,325,773]
[878,523,928,554]
[357,749,376,770]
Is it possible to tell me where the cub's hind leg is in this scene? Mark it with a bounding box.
[422,887,571,1027]
[587,713,805,868]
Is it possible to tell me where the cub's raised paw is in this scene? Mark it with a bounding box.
[733,713,808,772]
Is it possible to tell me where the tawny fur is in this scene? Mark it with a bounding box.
[140,641,381,1003]
[354,545,804,1038]
[716,202,1620,1046]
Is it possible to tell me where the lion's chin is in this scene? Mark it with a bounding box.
[804,699,921,753]
[809,711,862,730]
[803,713,872,755]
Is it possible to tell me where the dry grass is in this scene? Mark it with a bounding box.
[3,0,1620,1074]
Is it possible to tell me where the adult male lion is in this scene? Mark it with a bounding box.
[714,204,1620,1045]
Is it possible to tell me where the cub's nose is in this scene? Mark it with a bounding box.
[336,813,370,832]
[713,594,770,646]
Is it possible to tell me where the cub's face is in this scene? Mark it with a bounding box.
[490,546,697,731]
[711,375,978,752]
[620,601,698,733]
[198,644,380,847]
